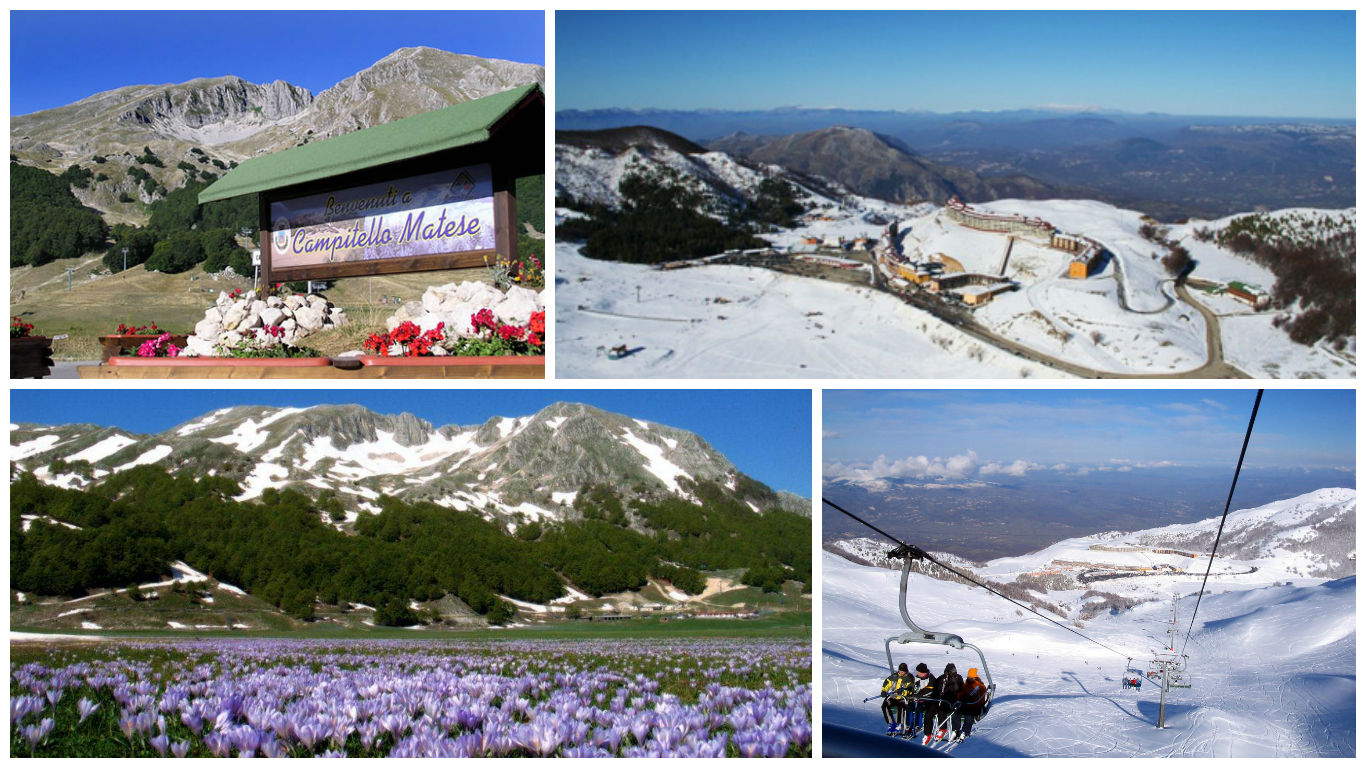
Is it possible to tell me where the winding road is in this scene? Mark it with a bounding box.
[872,256,1248,379]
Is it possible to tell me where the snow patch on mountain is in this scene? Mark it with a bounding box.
[68,434,137,464]
[112,445,172,473]
[12,434,63,460]
[619,428,692,494]
[302,429,468,477]
[209,408,304,453]
[236,462,290,501]
[176,407,237,437]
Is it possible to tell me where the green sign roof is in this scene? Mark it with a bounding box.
[199,83,541,204]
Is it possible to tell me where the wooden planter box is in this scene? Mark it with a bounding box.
[82,355,543,379]
[357,354,545,379]
[107,356,332,368]
[11,336,54,379]
[98,334,190,362]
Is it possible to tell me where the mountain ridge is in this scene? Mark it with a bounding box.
[12,402,810,523]
[11,46,544,225]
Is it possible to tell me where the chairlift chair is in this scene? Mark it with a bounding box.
[882,544,996,744]
[1121,660,1144,690]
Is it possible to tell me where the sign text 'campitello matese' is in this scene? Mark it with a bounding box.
[268,164,495,270]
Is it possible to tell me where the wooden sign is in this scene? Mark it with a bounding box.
[262,163,512,284]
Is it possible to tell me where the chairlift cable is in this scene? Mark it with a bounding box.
[1179,389,1263,656]
[823,497,1136,660]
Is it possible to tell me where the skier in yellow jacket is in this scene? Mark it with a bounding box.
[879,663,913,735]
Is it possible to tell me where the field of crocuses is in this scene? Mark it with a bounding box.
[11,638,811,757]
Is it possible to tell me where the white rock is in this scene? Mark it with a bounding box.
[194,318,224,338]
[184,336,217,357]
[260,307,286,327]
[221,305,246,330]
[497,286,541,325]
[295,306,326,332]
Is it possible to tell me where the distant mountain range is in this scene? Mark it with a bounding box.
[558,107,1355,218]
[708,126,1058,205]
[11,47,544,225]
[823,466,1358,561]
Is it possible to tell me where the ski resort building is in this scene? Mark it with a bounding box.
[1052,233,1104,279]
[1227,282,1270,309]
[959,282,1016,306]
[945,197,1055,238]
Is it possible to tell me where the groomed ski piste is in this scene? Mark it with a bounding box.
[556,239,1063,379]
[822,549,1355,756]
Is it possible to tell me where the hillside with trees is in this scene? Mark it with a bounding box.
[9,162,109,266]
[11,466,809,626]
[1209,212,1355,348]
[559,167,771,264]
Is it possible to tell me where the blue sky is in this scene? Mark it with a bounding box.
[824,389,1354,481]
[10,11,544,116]
[11,389,812,496]
[558,11,1355,118]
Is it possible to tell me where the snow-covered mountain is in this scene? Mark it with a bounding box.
[556,125,848,213]
[828,488,1356,615]
[10,403,806,526]
[822,549,1354,757]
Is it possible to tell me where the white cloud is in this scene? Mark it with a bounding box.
[822,430,840,439]
[824,450,981,483]
[980,459,1045,477]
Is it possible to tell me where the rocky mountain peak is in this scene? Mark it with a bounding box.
[303,48,545,140]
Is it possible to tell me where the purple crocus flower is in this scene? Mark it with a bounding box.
[149,732,169,757]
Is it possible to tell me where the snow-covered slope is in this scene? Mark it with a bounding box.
[556,241,1064,379]
[823,550,1355,757]
[975,487,1355,589]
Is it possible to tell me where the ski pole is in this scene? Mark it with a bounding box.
[862,694,885,703]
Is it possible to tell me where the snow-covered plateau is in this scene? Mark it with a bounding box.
[823,489,1355,757]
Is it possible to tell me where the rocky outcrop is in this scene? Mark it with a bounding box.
[119,77,313,130]
[182,290,346,356]
[386,282,544,336]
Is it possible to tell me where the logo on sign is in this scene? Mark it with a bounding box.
[272,220,291,252]
[450,171,476,201]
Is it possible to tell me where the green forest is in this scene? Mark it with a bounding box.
[10,162,109,267]
[11,466,809,626]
